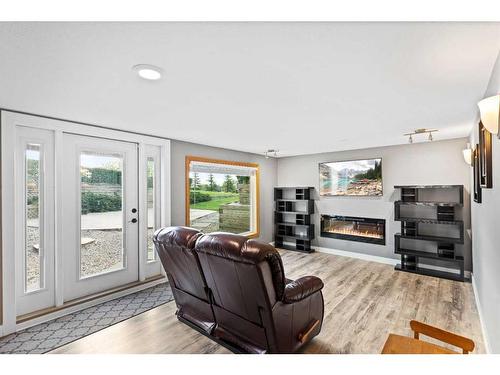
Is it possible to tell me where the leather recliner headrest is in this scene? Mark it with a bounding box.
[195,232,286,300]
[153,226,202,250]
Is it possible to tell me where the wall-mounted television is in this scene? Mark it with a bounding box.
[319,158,382,196]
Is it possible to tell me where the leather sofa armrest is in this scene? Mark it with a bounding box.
[282,276,324,303]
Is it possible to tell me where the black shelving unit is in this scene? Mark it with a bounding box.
[274,187,315,253]
[393,185,467,282]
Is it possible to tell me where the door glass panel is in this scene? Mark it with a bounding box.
[25,144,43,292]
[147,157,156,261]
[80,151,124,278]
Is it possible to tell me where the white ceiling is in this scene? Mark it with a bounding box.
[1,22,499,157]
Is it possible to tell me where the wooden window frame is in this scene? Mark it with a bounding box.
[185,156,260,238]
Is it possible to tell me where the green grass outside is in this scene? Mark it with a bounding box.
[191,191,239,211]
[199,191,236,197]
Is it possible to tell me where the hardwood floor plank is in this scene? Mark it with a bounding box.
[50,250,484,354]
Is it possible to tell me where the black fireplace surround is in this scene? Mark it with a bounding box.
[321,215,386,245]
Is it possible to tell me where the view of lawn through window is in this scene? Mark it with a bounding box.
[188,158,258,236]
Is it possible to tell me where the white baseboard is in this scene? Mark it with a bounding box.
[273,242,471,279]
[14,277,167,333]
[314,245,398,266]
[471,273,491,354]
[317,246,472,279]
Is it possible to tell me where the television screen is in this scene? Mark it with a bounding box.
[319,158,382,196]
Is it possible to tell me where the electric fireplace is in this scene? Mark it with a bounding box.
[320,215,385,245]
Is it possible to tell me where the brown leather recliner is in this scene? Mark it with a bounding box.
[153,226,215,334]
[154,226,324,354]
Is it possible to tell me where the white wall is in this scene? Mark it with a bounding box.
[277,138,472,269]
[470,50,500,353]
[170,140,277,243]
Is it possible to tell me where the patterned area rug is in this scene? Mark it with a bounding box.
[0,282,173,354]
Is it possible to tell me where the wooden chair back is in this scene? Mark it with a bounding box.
[410,320,475,354]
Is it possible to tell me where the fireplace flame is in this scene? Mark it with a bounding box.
[328,227,383,239]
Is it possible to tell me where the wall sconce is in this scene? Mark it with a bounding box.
[462,143,472,166]
[404,128,438,144]
[478,94,500,134]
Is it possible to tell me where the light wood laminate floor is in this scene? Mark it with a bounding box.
[51,250,484,354]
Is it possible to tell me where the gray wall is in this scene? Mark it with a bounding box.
[470,50,500,353]
[170,140,277,242]
[277,138,472,269]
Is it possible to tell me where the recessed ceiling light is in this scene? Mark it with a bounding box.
[132,64,163,81]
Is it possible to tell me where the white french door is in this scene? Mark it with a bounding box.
[2,111,169,333]
[62,134,139,301]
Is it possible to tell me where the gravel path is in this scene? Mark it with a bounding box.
[26,227,41,290]
[80,229,123,277]
[26,228,155,285]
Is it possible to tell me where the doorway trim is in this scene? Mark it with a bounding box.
[1,110,171,336]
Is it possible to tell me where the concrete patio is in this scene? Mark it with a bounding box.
[28,208,155,230]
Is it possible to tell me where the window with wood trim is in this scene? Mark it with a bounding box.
[185,156,259,237]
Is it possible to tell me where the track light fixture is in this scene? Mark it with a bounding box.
[404,128,437,144]
[264,149,278,158]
